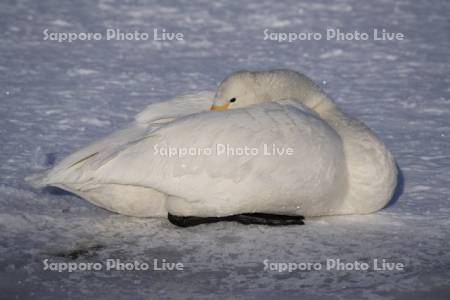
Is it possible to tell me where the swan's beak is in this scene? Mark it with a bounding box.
[210,103,230,110]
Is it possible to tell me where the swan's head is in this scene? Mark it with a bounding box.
[211,70,334,114]
[211,71,265,110]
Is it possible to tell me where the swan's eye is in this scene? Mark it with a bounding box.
[229,98,237,103]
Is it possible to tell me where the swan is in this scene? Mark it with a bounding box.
[29,69,397,224]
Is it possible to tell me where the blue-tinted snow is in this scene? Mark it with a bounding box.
[0,0,449,299]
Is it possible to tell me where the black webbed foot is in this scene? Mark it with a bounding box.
[168,213,305,227]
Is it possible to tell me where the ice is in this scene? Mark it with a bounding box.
[0,0,449,298]
[320,49,344,59]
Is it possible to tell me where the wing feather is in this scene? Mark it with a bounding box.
[39,91,214,185]
[87,102,343,214]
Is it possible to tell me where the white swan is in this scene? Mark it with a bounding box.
[31,70,397,219]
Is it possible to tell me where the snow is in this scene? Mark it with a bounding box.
[1,0,449,299]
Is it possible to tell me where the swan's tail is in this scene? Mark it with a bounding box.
[25,169,168,217]
[25,171,51,189]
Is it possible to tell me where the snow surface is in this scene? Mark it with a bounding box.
[1,0,449,299]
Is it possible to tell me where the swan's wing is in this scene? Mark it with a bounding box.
[30,91,214,187]
[76,101,344,216]
[28,123,151,186]
[134,91,214,124]
[23,91,217,217]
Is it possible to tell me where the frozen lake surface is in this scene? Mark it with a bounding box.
[0,0,449,298]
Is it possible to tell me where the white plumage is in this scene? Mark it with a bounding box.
[30,70,397,218]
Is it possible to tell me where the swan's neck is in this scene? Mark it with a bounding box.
[313,97,398,214]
